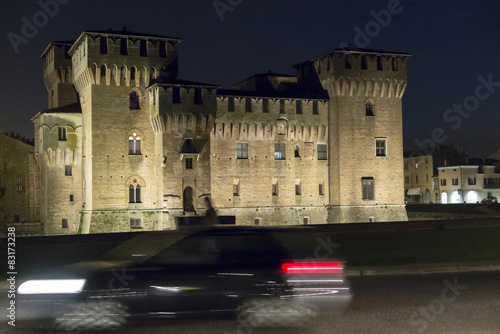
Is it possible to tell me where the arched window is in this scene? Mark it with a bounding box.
[126,177,145,204]
[129,91,140,109]
[128,132,141,155]
[365,100,375,116]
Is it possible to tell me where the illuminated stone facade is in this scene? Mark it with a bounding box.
[34,30,409,234]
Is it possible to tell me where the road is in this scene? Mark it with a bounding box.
[2,272,499,333]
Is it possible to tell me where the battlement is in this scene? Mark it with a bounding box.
[43,147,81,167]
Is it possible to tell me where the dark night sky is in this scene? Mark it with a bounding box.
[1,0,499,157]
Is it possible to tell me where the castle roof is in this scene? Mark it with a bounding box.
[68,29,182,55]
[32,103,82,121]
[40,41,74,58]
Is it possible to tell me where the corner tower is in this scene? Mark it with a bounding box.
[301,49,410,222]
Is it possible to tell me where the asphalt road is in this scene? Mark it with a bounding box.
[2,272,499,334]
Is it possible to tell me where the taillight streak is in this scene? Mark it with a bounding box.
[281,261,344,275]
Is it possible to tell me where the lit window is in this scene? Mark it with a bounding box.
[237,143,248,159]
[317,144,327,160]
[65,165,72,176]
[415,162,419,169]
[275,143,286,160]
[128,133,141,155]
[362,177,374,200]
[58,126,67,141]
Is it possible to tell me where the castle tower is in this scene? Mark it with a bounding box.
[298,49,410,222]
[34,43,82,235]
[68,30,181,232]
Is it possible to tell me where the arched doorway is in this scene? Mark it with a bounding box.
[425,189,431,203]
[183,187,195,212]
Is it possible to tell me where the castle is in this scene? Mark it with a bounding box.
[30,29,409,234]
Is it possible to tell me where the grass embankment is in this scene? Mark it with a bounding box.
[336,227,500,267]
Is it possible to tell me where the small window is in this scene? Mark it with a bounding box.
[140,40,148,57]
[361,55,367,70]
[319,183,324,195]
[245,98,252,112]
[194,88,202,105]
[172,86,181,104]
[233,181,239,196]
[468,177,476,185]
[130,67,136,81]
[130,218,143,228]
[317,144,327,160]
[345,54,352,69]
[366,101,375,116]
[426,175,429,183]
[185,158,193,169]
[362,177,374,200]
[120,38,128,56]
[416,175,419,184]
[100,65,106,77]
[254,218,261,226]
[275,143,286,160]
[294,145,300,158]
[65,165,72,176]
[303,217,310,225]
[377,56,383,71]
[228,97,235,112]
[58,126,67,141]
[15,176,24,192]
[415,162,419,169]
[62,218,68,228]
[100,36,108,54]
[441,179,447,186]
[272,179,278,196]
[426,160,429,168]
[313,101,319,115]
[237,143,248,159]
[70,194,74,202]
[296,100,302,114]
[129,91,140,109]
[452,178,459,186]
[376,139,386,157]
[392,58,399,71]
[295,180,301,196]
[262,99,269,113]
[280,100,285,114]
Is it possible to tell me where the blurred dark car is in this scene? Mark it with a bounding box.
[17,226,352,330]
[481,195,498,204]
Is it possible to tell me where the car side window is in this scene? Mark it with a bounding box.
[146,236,219,265]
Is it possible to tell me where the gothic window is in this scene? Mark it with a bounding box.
[129,91,140,109]
[129,184,141,203]
[128,132,142,155]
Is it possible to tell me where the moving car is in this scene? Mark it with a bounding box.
[17,226,352,330]
[481,195,498,204]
